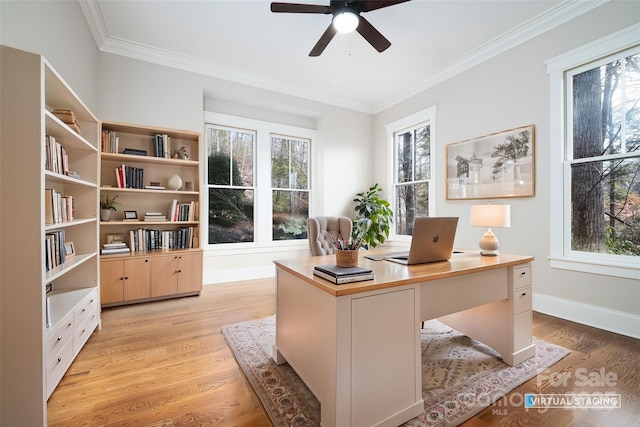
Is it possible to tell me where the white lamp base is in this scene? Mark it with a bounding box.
[479,228,500,256]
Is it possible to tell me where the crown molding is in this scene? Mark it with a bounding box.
[372,0,609,113]
[80,0,608,115]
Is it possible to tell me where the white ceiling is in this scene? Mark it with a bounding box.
[79,0,604,113]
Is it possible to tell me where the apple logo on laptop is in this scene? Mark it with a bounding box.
[433,234,440,243]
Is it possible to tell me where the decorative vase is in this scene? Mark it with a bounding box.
[100,209,111,222]
[167,174,183,191]
[335,249,358,267]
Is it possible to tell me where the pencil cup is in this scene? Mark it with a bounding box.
[335,249,358,267]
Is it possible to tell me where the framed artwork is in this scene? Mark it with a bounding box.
[123,210,138,220]
[105,233,124,244]
[446,125,535,200]
[64,241,76,259]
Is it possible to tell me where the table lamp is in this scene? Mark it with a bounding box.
[469,203,511,256]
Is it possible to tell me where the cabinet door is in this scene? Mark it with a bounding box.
[150,255,178,297]
[177,252,202,294]
[100,260,124,304]
[123,257,151,300]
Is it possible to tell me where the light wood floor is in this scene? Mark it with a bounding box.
[47,279,640,426]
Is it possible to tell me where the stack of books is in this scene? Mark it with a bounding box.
[52,109,81,134]
[101,242,130,255]
[312,264,374,284]
[144,212,167,222]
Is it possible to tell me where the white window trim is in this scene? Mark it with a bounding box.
[385,106,437,241]
[545,24,640,280]
[203,111,317,252]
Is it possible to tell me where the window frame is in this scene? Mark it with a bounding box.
[545,24,640,279]
[203,112,316,251]
[385,106,437,241]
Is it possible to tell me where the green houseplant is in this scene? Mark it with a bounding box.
[352,183,393,249]
[100,194,120,222]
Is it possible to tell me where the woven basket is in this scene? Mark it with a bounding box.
[335,249,358,267]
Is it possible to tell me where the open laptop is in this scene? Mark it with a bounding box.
[385,217,459,265]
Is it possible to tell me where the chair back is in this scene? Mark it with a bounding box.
[307,216,353,256]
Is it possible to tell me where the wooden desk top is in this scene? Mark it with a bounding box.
[274,249,534,297]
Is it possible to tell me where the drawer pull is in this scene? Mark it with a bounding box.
[57,336,62,341]
[82,308,86,312]
[57,356,62,363]
[522,292,527,296]
[520,271,527,276]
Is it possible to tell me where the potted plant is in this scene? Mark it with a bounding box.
[100,195,120,221]
[352,183,393,249]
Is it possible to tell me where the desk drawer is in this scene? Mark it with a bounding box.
[513,265,531,290]
[514,287,532,315]
[514,311,532,350]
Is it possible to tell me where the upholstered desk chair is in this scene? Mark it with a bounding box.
[307,216,353,256]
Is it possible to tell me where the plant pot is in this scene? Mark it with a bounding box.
[335,249,358,267]
[100,209,111,222]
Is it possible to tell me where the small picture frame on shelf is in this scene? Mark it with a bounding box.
[64,241,76,259]
[105,233,124,244]
[123,210,138,221]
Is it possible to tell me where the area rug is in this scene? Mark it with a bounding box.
[221,316,569,427]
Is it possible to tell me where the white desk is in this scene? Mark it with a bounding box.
[273,251,535,427]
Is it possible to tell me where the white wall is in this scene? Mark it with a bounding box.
[373,1,640,338]
[0,0,99,110]
[96,51,373,283]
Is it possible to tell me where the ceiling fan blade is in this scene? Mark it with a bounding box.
[356,16,391,52]
[360,0,411,13]
[309,23,337,57]
[271,2,332,14]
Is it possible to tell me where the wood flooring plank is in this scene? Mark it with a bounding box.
[48,280,640,427]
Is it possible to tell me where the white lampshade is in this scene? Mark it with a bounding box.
[469,204,511,228]
[333,11,359,33]
[469,204,511,256]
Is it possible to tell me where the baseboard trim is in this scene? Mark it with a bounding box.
[533,293,639,339]
[204,265,275,285]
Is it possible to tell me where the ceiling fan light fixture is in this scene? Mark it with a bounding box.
[332,10,359,33]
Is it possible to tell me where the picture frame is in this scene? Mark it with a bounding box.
[105,233,124,244]
[446,125,535,200]
[123,210,138,220]
[64,241,76,259]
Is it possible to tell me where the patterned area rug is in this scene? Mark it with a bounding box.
[221,316,569,427]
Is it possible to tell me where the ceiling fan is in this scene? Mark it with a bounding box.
[270,0,410,57]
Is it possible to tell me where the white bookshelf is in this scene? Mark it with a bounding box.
[0,45,101,425]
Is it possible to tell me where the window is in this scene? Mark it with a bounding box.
[546,25,639,278]
[204,113,315,248]
[206,124,255,244]
[386,107,437,236]
[271,134,310,240]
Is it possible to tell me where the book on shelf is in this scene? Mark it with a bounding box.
[45,135,69,176]
[128,226,197,251]
[153,134,170,158]
[123,148,147,156]
[101,241,130,254]
[103,242,128,248]
[51,109,81,134]
[115,164,144,189]
[101,130,119,153]
[145,185,165,190]
[101,247,130,254]
[45,189,73,224]
[312,264,374,285]
[144,211,167,221]
[168,200,197,222]
[44,230,66,271]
